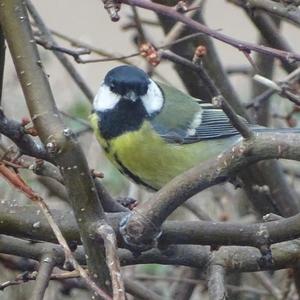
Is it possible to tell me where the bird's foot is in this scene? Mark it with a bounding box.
[119,212,162,254]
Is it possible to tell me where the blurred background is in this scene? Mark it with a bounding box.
[3,0,300,195]
[1,0,300,299]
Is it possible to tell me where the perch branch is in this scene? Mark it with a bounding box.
[120,131,300,250]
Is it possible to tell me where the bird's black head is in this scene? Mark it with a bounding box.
[104,65,150,99]
[93,65,164,140]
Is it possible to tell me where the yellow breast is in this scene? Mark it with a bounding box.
[90,113,238,190]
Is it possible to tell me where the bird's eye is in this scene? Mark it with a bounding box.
[109,81,116,92]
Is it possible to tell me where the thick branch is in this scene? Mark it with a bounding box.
[0,0,112,297]
[3,235,300,273]
[3,200,300,250]
[208,265,227,300]
[31,253,55,300]
[121,131,300,249]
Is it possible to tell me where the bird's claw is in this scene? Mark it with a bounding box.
[119,213,162,254]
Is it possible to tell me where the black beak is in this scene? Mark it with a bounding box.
[123,91,138,102]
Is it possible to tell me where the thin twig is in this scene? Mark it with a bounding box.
[26,0,94,103]
[213,96,254,139]
[131,6,146,43]
[0,272,36,290]
[35,37,91,61]
[0,270,81,291]
[121,0,300,62]
[163,0,203,46]
[247,66,300,109]
[246,89,275,109]
[0,162,111,299]
[161,49,254,138]
[50,29,133,64]
[252,272,283,300]
[49,29,205,64]
[160,50,220,98]
[236,4,298,73]
[242,50,259,73]
[95,224,126,300]
[254,73,300,106]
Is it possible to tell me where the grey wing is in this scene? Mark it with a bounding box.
[153,102,243,144]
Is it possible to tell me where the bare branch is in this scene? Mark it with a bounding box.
[3,234,300,274]
[31,253,55,300]
[121,0,300,63]
[0,25,5,104]
[94,223,126,300]
[0,109,51,162]
[121,131,300,250]
[34,36,91,61]
[25,0,94,103]
[0,162,111,299]
[213,96,254,139]
[231,2,298,73]
[208,265,227,300]
[244,0,300,26]
[163,0,203,45]
[254,74,300,106]
[0,0,114,297]
[50,29,134,64]
[31,159,64,184]
[252,272,282,300]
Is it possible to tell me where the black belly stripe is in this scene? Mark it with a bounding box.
[114,154,156,191]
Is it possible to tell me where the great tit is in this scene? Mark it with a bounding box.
[89,65,271,191]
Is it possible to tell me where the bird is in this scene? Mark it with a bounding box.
[89,65,280,191]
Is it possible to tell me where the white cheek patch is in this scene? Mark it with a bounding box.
[187,110,203,136]
[141,79,164,115]
[93,82,121,112]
